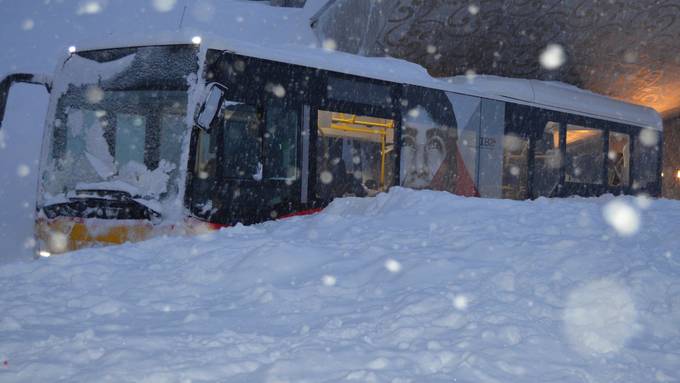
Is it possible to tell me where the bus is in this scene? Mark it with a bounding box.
[0,37,662,256]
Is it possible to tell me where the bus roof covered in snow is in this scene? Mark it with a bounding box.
[70,32,662,131]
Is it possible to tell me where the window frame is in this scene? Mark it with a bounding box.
[504,102,658,198]
[312,71,402,203]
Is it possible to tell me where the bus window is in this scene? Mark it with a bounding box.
[191,129,218,217]
[478,99,505,198]
[158,110,187,197]
[115,113,146,166]
[316,110,395,199]
[61,108,114,186]
[221,103,261,179]
[533,121,561,197]
[265,100,299,180]
[447,92,481,197]
[160,111,187,169]
[401,86,457,192]
[565,124,604,185]
[633,128,661,193]
[608,131,630,187]
[327,76,392,109]
[502,133,529,199]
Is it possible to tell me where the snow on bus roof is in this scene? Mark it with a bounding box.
[207,37,662,131]
[67,0,661,131]
[76,34,661,131]
[445,75,662,131]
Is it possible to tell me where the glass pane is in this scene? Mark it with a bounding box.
[502,134,529,199]
[115,113,146,166]
[316,110,395,199]
[191,129,218,217]
[401,87,458,193]
[51,90,188,199]
[608,131,630,187]
[43,45,196,203]
[221,103,261,179]
[478,99,505,198]
[565,124,604,184]
[194,130,217,180]
[533,121,561,197]
[327,76,392,107]
[160,111,186,168]
[447,92,481,197]
[61,108,115,184]
[265,101,299,180]
[633,128,660,191]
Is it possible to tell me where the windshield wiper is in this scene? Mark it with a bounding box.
[72,188,162,219]
[41,188,162,221]
[73,188,135,201]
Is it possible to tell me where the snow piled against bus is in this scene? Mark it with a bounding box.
[1,188,680,382]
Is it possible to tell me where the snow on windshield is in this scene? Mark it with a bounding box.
[40,45,197,210]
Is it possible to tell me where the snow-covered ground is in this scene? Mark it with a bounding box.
[1,188,679,382]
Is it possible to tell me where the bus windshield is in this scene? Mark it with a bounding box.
[41,45,198,212]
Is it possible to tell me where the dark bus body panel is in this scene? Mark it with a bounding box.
[186,49,662,227]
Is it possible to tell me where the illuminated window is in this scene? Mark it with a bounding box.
[316,110,395,199]
[608,131,630,187]
[533,120,562,197]
[565,125,604,184]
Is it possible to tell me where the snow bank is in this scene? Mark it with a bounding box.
[1,188,680,382]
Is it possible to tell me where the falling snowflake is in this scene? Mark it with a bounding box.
[151,0,176,12]
[602,200,640,236]
[453,295,469,310]
[322,38,337,51]
[384,259,402,273]
[639,128,659,147]
[21,19,34,31]
[76,1,104,15]
[539,44,566,70]
[16,164,30,177]
[321,275,336,286]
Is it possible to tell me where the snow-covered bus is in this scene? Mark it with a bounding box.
[0,38,662,255]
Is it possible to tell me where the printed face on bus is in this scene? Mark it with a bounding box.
[402,106,448,189]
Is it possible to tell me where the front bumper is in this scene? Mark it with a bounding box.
[35,217,154,256]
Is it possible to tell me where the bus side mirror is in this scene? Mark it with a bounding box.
[0,73,52,130]
[195,83,226,131]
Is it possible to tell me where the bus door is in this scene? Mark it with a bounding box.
[530,119,562,198]
[560,118,608,197]
[313,75,399,203]
[190,51,316,225]
[193,96,303,225]
[607,128,632,192]
[194,97,264,225]
[258,98,303,220]
[478,99,506,198]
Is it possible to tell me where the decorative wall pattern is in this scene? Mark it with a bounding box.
[317,0,680,115]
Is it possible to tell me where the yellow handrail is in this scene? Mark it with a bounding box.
[329,124,387,136]
[332,114,394,129]
[322,112,395,189]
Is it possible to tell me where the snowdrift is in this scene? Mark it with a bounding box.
[1,188,680,382]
